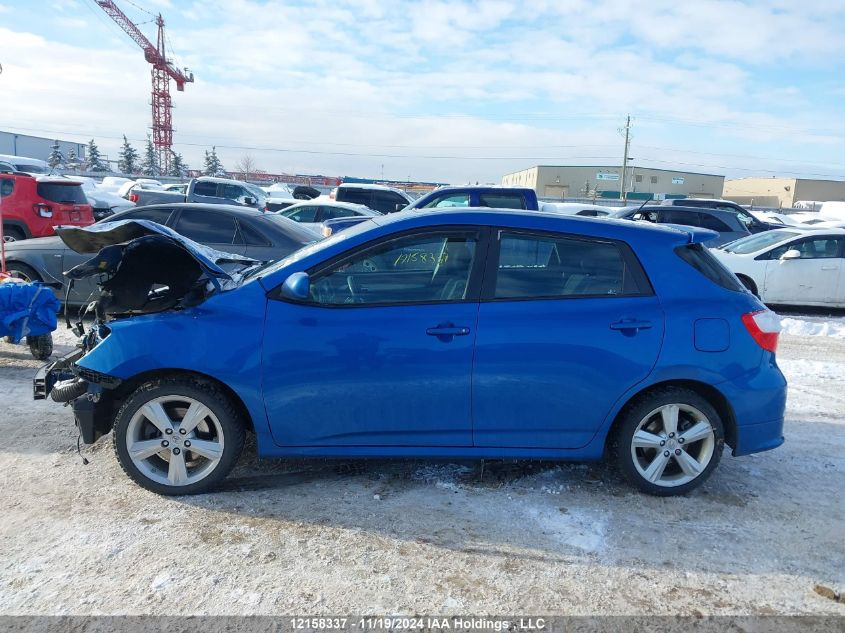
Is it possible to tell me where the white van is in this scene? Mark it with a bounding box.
[0,154,50,175]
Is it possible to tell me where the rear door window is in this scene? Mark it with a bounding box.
[493,232,649,299]
[321,205,361,220]
[659,210,699,226]
[478,193,526,209]
[173,208,242,245]
[339,188,372,207]
[193,181,218,197]
[696,213,732,232]
[371,191,408,213]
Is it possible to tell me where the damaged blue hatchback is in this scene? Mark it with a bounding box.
[35,210,787,496]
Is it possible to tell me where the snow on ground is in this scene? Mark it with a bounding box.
[0,320,843,616]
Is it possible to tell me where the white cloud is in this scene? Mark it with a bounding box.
[1,1,844,182]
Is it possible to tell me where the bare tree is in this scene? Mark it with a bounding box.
[234,154,258,180]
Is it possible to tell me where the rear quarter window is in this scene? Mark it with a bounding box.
[675,244,744,291]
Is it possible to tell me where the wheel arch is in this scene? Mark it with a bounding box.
[735,273,759,296]
[109,368,255,433]
[605,379,737,452]
[2,219,32,239]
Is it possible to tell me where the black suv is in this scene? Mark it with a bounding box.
[660,198,778,234]
[330,184,414,214]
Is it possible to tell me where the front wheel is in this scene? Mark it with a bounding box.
[614,387,724,496]
[113,376,245,495]
[27,334,53,360]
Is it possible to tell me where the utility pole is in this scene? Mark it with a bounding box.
[619,114,631,201]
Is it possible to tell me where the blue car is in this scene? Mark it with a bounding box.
[35,210,787,496]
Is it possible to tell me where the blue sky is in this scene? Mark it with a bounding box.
[1,0,844,183]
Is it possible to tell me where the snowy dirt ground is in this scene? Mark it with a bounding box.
[1,317,844,616]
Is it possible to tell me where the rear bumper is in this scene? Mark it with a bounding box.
[719,357,788,456]
[732,417,784,456]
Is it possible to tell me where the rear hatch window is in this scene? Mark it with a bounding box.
[676,243,744,291]
[37,182,88,205]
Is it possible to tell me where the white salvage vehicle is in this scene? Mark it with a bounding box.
[713,228,845,307]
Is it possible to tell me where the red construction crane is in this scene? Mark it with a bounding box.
[95,0,194,175]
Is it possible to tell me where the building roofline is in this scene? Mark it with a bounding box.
[509,165,725,178]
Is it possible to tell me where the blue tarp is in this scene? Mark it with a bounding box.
[0,283,61,342]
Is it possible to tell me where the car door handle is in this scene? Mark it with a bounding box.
[610,320,653,331]
[821,266,838,271]
[426,325,471,336]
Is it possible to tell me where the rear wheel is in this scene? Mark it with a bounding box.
[736,274,759,298]
[3,227,25,243]
[614,387,724,496]
[113,376,245,495]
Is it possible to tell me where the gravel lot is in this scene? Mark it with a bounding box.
[1,320,843,616]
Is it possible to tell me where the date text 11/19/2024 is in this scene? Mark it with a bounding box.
[290,617,548,631]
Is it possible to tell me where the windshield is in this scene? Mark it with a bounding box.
[722,230,800,254]
[37,182,89,204]
[243,183,268,199]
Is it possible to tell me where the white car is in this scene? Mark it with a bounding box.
[277,200,380,232]
[540,202,616,217]
[712,228,845,307]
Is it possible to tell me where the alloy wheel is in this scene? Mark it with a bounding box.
[125,395,225,488]
[630,403,716,488]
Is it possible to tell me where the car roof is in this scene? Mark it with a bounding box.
[286,200,371,211]
[430,185,535,192]
[373,207,718,244]
[129,202,267,217]
[337,182,409,195]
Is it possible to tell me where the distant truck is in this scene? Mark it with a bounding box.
[405,185,540,211]
[128,176,269,210]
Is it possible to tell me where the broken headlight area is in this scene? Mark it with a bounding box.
[58,219,258,321]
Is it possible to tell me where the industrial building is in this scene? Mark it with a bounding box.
[501,165,725,201]
[723,177,845,209]
[0,131,86,164]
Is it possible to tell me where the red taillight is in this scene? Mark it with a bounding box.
[128,193,139,203]
[742,310,781,352]
[33,203,53,218]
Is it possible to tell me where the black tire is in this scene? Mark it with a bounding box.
[736,275,759,298]
[6,262,42,284]
[113,375,246,495]
[27,334,53,360]
[613,387,724,496]
[3,226,26,243]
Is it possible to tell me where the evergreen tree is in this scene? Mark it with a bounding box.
[85,139,107,172]
[47,140,65,170]
[117,135,140,175]
[141,137,159,176]
[203,146,224,176]
[67,148,81,170]
[168,151,187,177]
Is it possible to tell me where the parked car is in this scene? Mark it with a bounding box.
[612,205,751,246]
[660,198,780,233]
[0,154,50,175]
[278,200,381,232]
[407,186,540,211]
[0,172,94,242]
[541,202,616,216]
[74,177,135,221]
[712,228,845,306]
[35,209,785,496]
[128,177,270,211]
[1,203,318,303]
[330,183,414,213]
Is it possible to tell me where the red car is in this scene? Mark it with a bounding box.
[0,172,94,242]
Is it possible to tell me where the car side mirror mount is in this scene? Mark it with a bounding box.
[394,203,406,212]
[241,196,256,206]
[780,249,801,261]
[280,272,310,300]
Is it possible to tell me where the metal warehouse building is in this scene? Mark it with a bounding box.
[0,131,86,163]
[502,165,725,201]
[723,177,845,209]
